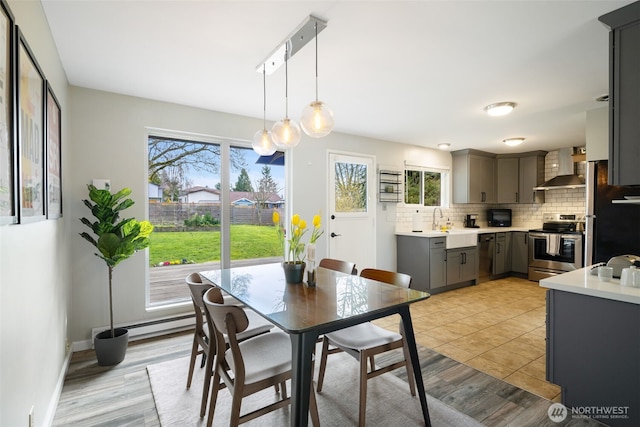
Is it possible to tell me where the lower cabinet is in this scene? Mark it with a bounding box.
[511,231,529,274]
[396,236,477,292]
[547,289,640,426]
[493,232,511,277]
[446,247,478,285]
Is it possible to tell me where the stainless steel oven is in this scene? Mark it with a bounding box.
[528,213,584,281]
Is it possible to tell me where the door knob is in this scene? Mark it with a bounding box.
[330,232,341,238]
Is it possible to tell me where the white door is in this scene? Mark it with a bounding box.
[328,152,376,272]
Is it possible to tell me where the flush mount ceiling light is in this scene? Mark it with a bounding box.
[503,137,525,146]
[484,102,517,116]
[271,44,301,149]
[252,65,276,156]
[300,20,334,138]
[437,143,451,150]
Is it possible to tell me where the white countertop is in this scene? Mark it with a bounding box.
[539,267,640,305]
[395,226,530,237]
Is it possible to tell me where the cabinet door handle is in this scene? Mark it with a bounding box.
[462,252,466,264]
[532,191,536,203]
[515,192,519,203]
[481,192,486,202]
[497,243,501,254]
[524,234,528,244]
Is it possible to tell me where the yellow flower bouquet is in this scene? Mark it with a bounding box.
[272,211,323,263]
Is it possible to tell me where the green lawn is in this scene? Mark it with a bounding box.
[149,225,282,266]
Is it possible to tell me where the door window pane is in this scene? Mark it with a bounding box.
[334,161,367,212]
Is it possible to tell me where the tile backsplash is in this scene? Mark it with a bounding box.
[396,149,586,231]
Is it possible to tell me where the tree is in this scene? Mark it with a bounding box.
[234,168,253,192]
[334,162,367,212]
[160,164,192,201]
[148,136,246,185]
[252,166,280,224]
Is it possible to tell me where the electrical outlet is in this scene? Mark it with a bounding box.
[29,406,34,427]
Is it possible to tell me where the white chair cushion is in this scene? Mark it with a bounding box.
[326,322,402,351]
[226,331,292,384]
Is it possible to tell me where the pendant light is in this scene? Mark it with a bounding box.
[252,64,277,156]
[272,44,301,149]
[301,21,334,138]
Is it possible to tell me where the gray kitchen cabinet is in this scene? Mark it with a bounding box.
[452,149,496,203]
[496,152,546,204]
[511,231,529,274]
[397,236,475,292]
[547,289,640,426]
[518,153,546,203]
[599,2,640,186]
[446,246,477,285]
[429,239,447,289]
[493,232,511,277]
[396,235,431,292]
[496,157,519,203]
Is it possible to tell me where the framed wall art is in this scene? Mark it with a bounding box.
[0,0,15,225]
[46,83,61,218]
[17,27,45,223]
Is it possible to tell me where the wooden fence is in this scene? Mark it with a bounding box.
[149,202,280,228]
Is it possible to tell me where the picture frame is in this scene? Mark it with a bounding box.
[46,83,61,219]
[16,26,45,223]
[0,0,16,225]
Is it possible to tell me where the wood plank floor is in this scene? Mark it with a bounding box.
[52,331,604,426]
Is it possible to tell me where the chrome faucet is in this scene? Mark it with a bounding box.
[432,207,443,230]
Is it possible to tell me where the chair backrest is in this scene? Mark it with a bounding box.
[319,258,357,275]
[186,272,213,310]
[203,287,251,377]
[360,268,412,289]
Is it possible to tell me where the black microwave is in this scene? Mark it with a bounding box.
[487,209,512,227]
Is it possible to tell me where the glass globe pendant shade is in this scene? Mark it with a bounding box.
[301,101,334,138]
[252,129,276,156]
[272,118,301,149]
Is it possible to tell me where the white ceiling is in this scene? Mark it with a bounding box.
[40,0,633,154]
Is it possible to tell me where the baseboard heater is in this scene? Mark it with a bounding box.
[90,313,195,345]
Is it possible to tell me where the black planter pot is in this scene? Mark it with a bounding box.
[94,328,129,366]
[283,262,306,284]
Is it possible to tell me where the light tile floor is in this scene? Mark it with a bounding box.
[373,276,562,401]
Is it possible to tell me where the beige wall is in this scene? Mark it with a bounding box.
[1,1,70,427]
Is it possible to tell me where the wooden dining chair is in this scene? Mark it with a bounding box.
[318,258,357,275]
[184,273,274,418]
[316,268,416,427]
[203,287,321,427]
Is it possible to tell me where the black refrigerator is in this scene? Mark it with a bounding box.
[585,160,640,265]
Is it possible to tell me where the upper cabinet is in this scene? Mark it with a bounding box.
[497,153,546,204]
[452,149,495,203]
[599,2,640,186]
[518,152,546,204]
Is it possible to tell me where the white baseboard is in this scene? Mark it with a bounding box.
[72,314,195,352]
[45,350,72,427]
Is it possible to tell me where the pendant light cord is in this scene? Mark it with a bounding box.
[284,44,290,118]
[314,22,319,102]
[262,64,267,129]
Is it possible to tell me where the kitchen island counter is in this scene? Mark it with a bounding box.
[539,266,640,304]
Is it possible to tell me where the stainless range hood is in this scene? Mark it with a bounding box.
[534,147,585,190]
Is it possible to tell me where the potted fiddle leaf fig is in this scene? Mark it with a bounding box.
[80,184,154,366]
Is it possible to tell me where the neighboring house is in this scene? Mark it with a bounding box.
[230,191,284,208]
[148,183,163,202]
[179,186,221,203]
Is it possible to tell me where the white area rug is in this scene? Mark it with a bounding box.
[148,349,483,426]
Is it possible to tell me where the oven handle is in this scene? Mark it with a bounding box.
[529,232,582,241]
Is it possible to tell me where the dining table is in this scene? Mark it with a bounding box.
[200,262,432,427]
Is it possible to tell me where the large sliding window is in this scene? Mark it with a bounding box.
[146,132,285,307]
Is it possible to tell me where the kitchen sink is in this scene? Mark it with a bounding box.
[445,230,478,249]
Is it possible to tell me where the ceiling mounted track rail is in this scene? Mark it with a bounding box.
[256,15,327,75]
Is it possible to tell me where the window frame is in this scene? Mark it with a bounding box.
[403,164,449,208]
